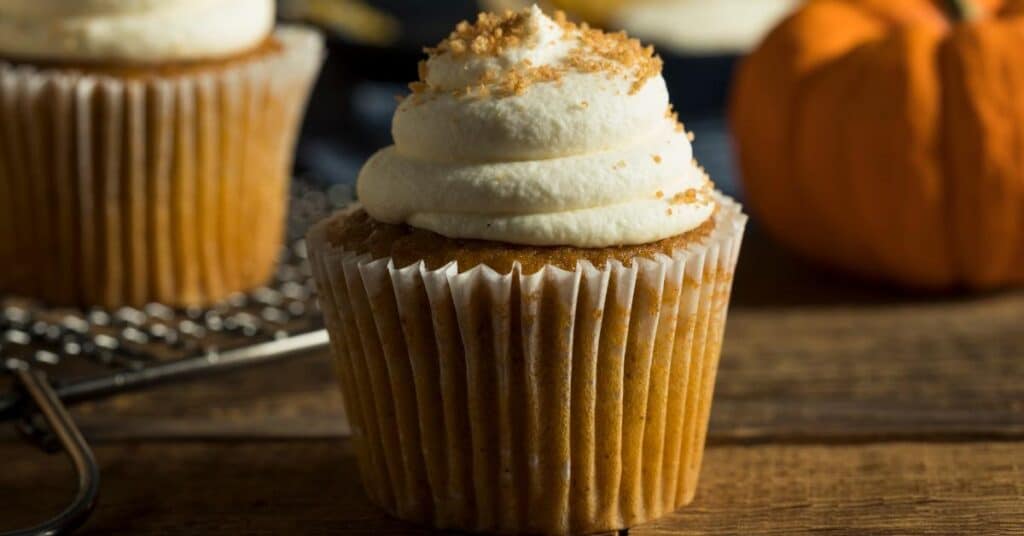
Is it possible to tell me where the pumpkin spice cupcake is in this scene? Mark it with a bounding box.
[308,6,746,534]
[0,0,323,307]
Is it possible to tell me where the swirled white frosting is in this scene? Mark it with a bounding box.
[358,5,715,248]
[0,0,275,63]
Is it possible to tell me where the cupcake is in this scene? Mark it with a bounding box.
[308,6,746,534]
[0,0,323,307]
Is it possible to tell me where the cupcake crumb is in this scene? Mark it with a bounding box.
[668,185,714,206]
[666,105,687,133]
[323,207,720,275]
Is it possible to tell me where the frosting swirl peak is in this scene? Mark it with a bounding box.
[358,5,716,248]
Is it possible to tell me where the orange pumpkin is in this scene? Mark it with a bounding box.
[730,0,1024,290]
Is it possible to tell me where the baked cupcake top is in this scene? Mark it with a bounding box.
[0,0,275,64]
[358,5,715,249]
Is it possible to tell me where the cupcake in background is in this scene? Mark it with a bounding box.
[483,0,798,51]
[0,0,323,307]
[308,6,746,534]
[612,0,799,55]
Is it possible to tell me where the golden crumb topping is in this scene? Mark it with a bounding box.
[425,10,534,58]
[565,17,663,95]
[671,189,698,205]
[408,8,664,101]
[665,104,687,134]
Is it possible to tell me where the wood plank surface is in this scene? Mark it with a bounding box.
[2,439,1021,535]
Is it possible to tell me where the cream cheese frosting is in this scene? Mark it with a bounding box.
[358,5,715,248]
[0,0,275,63]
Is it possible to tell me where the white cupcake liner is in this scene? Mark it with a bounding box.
[0,26,324,307]
[309,194,747,534]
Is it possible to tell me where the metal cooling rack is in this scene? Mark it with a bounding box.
[0,179,351,536]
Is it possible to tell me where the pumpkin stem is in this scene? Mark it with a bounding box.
[944,0,981,21]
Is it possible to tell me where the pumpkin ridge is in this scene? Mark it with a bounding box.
[793,38,879,272]
[732,1,893,260]
[940,20,1024,288]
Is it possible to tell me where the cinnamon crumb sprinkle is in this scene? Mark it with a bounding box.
[668,184,713,206]
[667,208,673,216]
[670,189,699,205]
[412,7,664,101]
[666,105,687,133]
[656,190,664,199]
[687,131,695,141]
[448,39,466,55]
[486,61,566,97]
[565,26,662,95]
[652,154,662,163]
[426,9,533,58]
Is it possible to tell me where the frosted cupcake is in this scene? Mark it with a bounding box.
[308,6,745,534]
[0,0,323,307]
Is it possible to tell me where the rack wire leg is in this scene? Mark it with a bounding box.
[3,360,100,536]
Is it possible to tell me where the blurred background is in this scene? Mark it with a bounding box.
[5,4,1024,535]
[280,0,799,201]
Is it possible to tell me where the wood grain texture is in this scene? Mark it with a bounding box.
[716,228,1024,443]
[15,352,350,441]
[713,295,1024,443]
[2,439,1021,535]
[649,441,1024,535]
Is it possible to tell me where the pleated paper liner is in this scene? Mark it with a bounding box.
[0,26,324,308]
[309,194,747,535]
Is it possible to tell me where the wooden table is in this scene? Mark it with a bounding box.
[3,228,1023,535]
